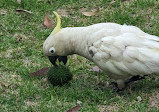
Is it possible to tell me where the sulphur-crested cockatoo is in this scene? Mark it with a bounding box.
[43,12,159,89]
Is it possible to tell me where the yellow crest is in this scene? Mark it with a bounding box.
[52,11,61,35]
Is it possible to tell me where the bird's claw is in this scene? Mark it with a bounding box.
[110,82,124,93]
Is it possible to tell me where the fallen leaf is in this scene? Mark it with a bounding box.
[30,67,49,77]
[92,66,100,72]
[16,9,33,14]
[82,11,98,17]
[43,16,53,28]
[66,105,81,112]
[17,0,21,4]
[82,8,99,16]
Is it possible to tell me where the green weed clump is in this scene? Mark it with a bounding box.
[47,65,73,86]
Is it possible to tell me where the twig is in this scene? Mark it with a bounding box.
[16,9,33,14]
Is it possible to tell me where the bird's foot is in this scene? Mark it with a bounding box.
[110,75,148,93]
[125,75,148,85]
[110,82,125,93]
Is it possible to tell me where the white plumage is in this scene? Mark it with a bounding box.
[83,23,159,87]
[43,14,159,89]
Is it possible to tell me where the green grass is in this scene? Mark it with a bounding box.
[1,0,159,111]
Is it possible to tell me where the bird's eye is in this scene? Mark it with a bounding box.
[49,47,55,54]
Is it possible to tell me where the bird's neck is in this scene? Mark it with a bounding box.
[61,27,92,60]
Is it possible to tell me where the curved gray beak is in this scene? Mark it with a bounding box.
[48,56,58,66]
[48,56,68,66]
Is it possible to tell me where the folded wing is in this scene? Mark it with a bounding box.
[88,25,159,79]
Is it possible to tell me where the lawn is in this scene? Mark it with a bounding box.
[0,0,159,111]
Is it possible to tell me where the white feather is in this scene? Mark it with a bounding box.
[69,23,159,80]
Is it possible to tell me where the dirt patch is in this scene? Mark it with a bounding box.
[22,58,31,67]
[149,92,159,108]
[25,100,39,107]
[0,71,22,87]
[0,70,22,96]
[98,103,119,112]
[0,46,25,58]
[57,9,70,17]
[14,33,29,42]
[4,49,14,58]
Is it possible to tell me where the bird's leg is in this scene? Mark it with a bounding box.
[111,79,126,92]
[111,82,120,92]
[125,75,148,85]
[111,75,148,92]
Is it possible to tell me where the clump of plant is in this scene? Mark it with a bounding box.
[47,65,73,86]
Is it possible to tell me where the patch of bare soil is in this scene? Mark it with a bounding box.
[0,70,22,96]
[14,33,29,42]
[98,103,119,112]
[57,9,70,17]
[149,92,159,108]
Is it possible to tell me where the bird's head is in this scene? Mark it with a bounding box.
[43,11,69,66]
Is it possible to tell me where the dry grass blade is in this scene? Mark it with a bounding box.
[66,105,81,112]
[82,12,97,16]
[0,9,7,15]
[0,23,9,34]
[30,67,49,77]
[43,16,53,28]
[16,9,33,14]
[82,8,99,17]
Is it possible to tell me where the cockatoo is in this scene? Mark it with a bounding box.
[43,12,159,90]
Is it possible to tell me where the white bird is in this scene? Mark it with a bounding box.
[43,12,159,90]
